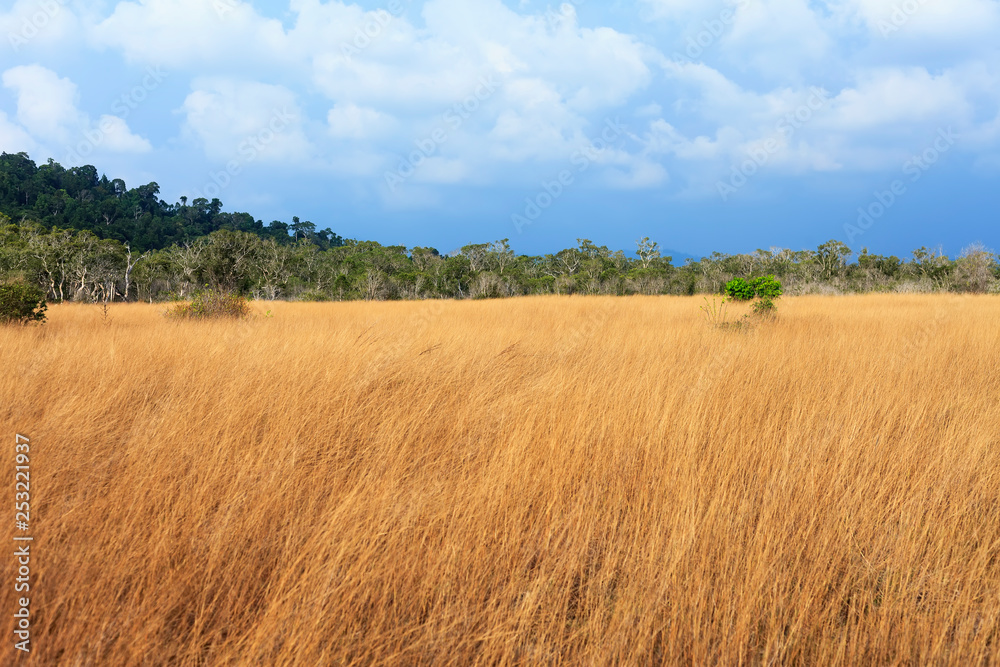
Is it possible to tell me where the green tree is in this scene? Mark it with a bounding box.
[0,282,47,324]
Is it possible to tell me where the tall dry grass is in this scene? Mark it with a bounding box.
[1,295,998,665]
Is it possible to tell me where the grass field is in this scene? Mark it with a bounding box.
[2,295,999,665]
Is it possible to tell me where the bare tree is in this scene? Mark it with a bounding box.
[23,226,74,301]
[461,243,489,273]
[168,239,207,296]
[364,270,385,301]
[253,239,293,300]
[122,243,150,301]
[486,239,516,275]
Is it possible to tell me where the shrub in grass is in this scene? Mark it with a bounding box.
[750,275,782,316]
[167,291,251,319]
[752,297,778,316]
[0,282,47,325]
[750,275,783,300]
[724,275,783,317]
[724,277,756,301]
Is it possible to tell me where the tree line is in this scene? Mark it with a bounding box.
[1,152,997,303]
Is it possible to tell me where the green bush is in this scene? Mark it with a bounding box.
[750,275,783,299]
[724,277,756,301]
[167,290,251,319]
[726,275,783,300]
[0,282,47,325]
[724,275,782,316]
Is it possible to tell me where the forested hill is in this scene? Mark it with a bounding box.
[0,152,343,252]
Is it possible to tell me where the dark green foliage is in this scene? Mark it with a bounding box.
[0,152,342,252]
[167,290,251,319]
[857,249,902,279]
[0,282,47,324]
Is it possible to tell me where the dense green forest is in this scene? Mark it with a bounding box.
[1,152,997,302]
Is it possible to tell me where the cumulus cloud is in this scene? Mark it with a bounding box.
[0,111,36,154]
[327,104,398,140]
[722,0,834,77]
[180,79,312,163]
[303,0,653,119]
[832,0,1000,41]
[823,68,972,131]
[3,65,81,142]
[92,115,153,153]
[0,0,81,54]
[91,0,289,69]
[1,65,151,163]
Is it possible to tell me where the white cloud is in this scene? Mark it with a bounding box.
[420,0,652,112]
[91,0,289,69]
[823,68,971,131]
[180,79,312,163]
[327,104,398,140]
[0,110,36,154]
[639,0,723,22]
[93,115,152,153]
[300,0,654,165]
[486,79,589,162]
[833,0,1000,41]
[3,65,81,143]
[1,65,150,162]
[722,0,834,77]
[0,0,81,54]
[644,120,737,161]
[605,160,670,189]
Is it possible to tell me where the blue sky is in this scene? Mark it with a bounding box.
[1,0,998,259]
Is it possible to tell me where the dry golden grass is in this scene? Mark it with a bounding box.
[1,295,999,665]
